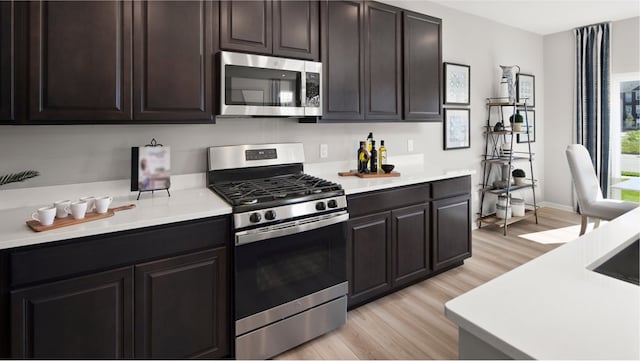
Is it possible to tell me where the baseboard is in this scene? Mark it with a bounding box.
[539,201,575,212]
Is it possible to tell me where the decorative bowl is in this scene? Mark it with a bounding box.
[381,164,395,173]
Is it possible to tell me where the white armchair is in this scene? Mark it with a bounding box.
[565,144,638,235]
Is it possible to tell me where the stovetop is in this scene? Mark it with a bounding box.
[209,173,344,212]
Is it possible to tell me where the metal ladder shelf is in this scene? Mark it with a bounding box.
[478,98,538,235]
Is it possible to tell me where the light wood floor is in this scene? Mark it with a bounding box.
[277,207,581,360]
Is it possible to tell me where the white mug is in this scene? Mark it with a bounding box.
[94,196,113,214]
[53,199,71,218]
[32,206,56,226]
[65,200,88,220]
[80,196,96,213]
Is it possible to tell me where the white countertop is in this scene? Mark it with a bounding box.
[0,187,231,251]
[0,154,474,251]
[305,154,475,195]
[445,207,640,360]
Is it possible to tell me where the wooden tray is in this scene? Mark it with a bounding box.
[338,171,401,178]
[26,204,136,232]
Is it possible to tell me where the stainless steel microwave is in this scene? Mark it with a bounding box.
[219,51,322,117]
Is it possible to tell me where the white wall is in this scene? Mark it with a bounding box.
[0,0,545,218]
[543,16,640,209]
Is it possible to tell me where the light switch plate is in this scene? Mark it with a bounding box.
[407,139,414,152]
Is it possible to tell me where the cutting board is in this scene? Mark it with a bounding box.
[338,171,401,178]
[26,204,136,232]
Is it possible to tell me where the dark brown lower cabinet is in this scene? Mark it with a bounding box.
[392,203,430,287]
[347,177,471,309]
[347,211,392,307]
[5,216,231,359]
[432,194,472,270]
[135,247,228,359]
[10,267,134,359]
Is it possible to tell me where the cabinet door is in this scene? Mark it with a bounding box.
[273,0,319,60]
[220,0,272,55]
[347,211,392,307]
[28,1,132,122]
[321,0,364,121]
[133,1,216,122]
[135,248,229,359]
[364,1,401,121]
[403,11,442,121]
[392,203,431,287]
[0,2,13,122]
[10,267,133,358]
[432,194,471,270]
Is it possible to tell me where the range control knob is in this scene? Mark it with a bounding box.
[327,199,338,208]
[249,212,262,223]
[264,210,277,220]
[315,202,326,211]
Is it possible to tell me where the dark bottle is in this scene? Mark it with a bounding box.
[370,140,378,173]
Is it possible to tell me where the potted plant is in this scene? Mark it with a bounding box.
[512,168,526,186]
[509,111,524,132]
[0,170,39,186]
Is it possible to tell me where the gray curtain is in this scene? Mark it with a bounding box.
[575,23,611,194]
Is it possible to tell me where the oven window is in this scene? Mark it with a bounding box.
[225,65,301,107]
[235,222,347,320]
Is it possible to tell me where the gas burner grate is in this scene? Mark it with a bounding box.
[211,173,342,207]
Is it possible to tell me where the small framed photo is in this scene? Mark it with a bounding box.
[516,73,535,107]
[444,108,470,150]
[131,146,171,192]
[517,110,536,143]
[444,62,470,105]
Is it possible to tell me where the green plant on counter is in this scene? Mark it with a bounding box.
[0,170,40,186]
[512,168,526,178]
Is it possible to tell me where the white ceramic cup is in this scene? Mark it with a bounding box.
[65,200,88,220]
[32,206,57,226]
[94,196,113,214]
[53,199,71,218]
[80,196,96,213]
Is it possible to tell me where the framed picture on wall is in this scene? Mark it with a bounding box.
[517,110,536,143]
[516,73,535,107]
[443,108,470,150]
[444,62,470,105]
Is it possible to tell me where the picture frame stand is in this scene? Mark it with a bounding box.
[136,138,171,200]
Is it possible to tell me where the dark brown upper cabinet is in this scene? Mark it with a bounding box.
[403,10,442,121]
[364,1,402,121]
[220,1,272,55]
[272,0,319,61]
[133,1,216,122]
[0,2,12,122]
[220,0,319,61]
[321,0,365,121]
[28,1,132,122]
[320,1,440,123]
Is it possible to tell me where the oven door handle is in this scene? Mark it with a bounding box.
[235,212,349,246]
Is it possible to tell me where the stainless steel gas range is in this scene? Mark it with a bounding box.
[207,143,348,360]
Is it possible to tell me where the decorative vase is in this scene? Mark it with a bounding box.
[513,123,522,132]
[514,177,526,186]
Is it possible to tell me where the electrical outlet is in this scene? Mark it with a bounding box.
[320,144,328,158]
[407,139,414,152]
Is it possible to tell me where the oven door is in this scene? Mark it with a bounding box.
[234,214,347,332]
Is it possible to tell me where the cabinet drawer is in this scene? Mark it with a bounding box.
[10,216,230,287]
[347,183,430,218]
[431,176,471,199]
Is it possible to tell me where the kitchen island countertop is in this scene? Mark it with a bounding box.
[445,206,640,360]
